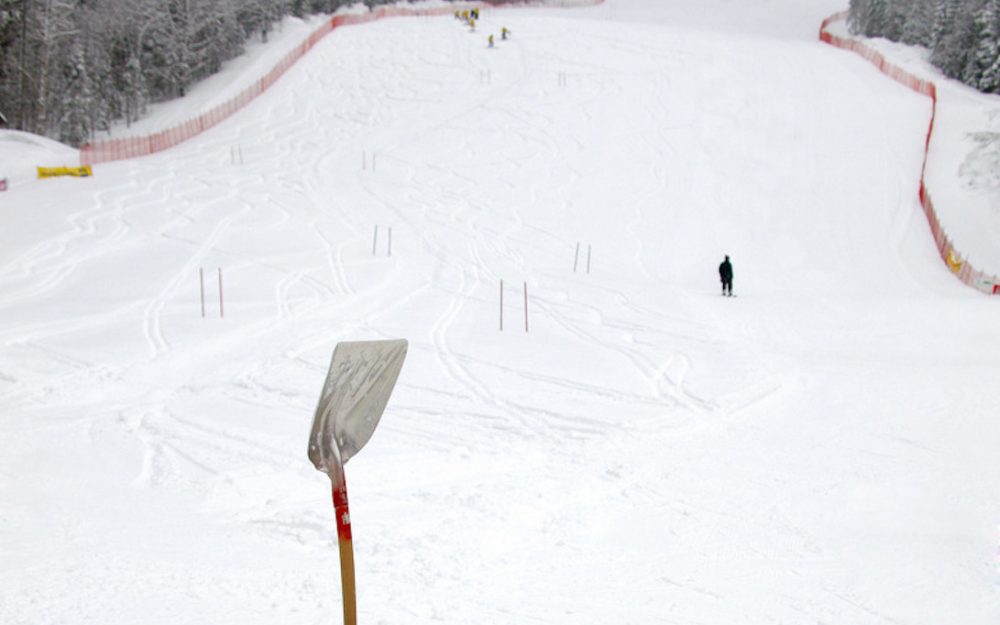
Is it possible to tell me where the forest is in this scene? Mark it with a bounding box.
[0,0,479,146]
[848,0,1000,93]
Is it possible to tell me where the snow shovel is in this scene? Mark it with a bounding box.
[307,339,408,625]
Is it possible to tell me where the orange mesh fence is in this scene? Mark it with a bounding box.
[820,11,999,295]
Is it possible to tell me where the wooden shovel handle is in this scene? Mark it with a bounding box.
[333,477,357,625]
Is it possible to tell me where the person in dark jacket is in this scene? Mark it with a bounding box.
[718,255,733,296]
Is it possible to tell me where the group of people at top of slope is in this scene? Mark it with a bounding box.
[454,8,510,48]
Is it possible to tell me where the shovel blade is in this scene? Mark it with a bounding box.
[308,339,408,475]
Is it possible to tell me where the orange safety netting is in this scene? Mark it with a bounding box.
[820,11,999,295]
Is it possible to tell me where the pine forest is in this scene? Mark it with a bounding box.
[848,0,1000,93]
[0,0,456,146]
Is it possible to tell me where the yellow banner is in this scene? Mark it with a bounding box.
[37,165,93,179]
[946,248,963,274]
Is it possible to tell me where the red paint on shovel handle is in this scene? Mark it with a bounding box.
[333,480,352,541]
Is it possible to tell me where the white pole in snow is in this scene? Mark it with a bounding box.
[574,242,580,273]
[388,227,392,257]
[523,282,529,333]
[218,268,224,318]
[500,280,504,331]
[373,225,378,256]
[587,245,592,275]
[200,268,205,318]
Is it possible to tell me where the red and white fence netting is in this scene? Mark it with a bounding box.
[820,11,999,295]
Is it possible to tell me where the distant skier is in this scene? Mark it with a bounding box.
[488,34,494,48]
[472,8,479,20]
[718,255,733,296]
[501,26,511,40]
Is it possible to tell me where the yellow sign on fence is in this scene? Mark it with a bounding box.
[946,248,963,274]
[37,165,93,179]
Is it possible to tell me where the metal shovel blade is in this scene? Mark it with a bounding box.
[307,339,408,475]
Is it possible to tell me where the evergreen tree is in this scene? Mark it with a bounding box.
[931,0,976,80]
[862,0,889,37]
[968,0,1000,92]
[932,0,964,48]
[122,53,148,126]
[848,0,869,35]
[57,42,91,144]
[901,0,937,46]
[883,0,909,40]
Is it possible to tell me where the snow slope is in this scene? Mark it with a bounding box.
[2,2,999,624]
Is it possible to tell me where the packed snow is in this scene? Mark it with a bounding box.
[2,1,999,624]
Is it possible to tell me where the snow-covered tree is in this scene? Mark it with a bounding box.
[966,0,1000,92]
[901,0,937,46]
[57,42,91,144]
[31,0,79,136]
[931,0,977,80]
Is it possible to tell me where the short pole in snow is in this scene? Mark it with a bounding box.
[373,225,379,256]
[218,268,224,318]
[200,268,205,318]
[362,151,366,170]
[574,242,580,273]
[239,146,244,165]
[372,153,376,172]
[587,245,592,275]
[388,227,392,257]
[500,279,504,331]
[523,281,529,333]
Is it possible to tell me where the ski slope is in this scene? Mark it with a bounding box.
[2,2,999,624]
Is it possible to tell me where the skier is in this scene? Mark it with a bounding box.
[472,8,479,20]
[501,26,510,40]
[488,34,494,48]
[718,255,733,296]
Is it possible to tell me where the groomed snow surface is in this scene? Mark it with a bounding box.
[2,1,999,624]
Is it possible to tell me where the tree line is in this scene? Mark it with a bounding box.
[0,0,487,146]
[849,0,1000,93]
